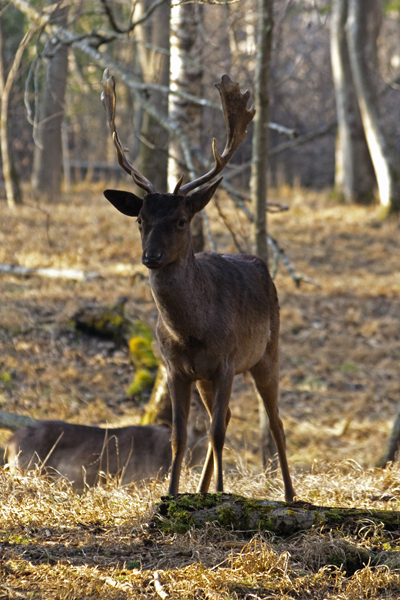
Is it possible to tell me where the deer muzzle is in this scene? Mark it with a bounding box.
[142,250,164,269]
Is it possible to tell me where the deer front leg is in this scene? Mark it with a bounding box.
[206,370,234,492]
[168,373,192,496]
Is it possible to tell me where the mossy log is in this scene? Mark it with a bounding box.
[0,410,37,432]
[154,493,400,536]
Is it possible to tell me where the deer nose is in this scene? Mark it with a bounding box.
[142,250,164,268]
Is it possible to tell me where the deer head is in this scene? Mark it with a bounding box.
[102,70,255,268]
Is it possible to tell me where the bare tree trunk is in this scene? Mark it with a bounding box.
[141,363,172,426]
[136,0,170,192]
[168,3,204,252]
[31,4,68,201]
[330,0,375,204]
[347,0,400,214]
[250,0,277,467]
[0,18,24,207]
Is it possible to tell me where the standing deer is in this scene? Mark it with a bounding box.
[101,70,295,502]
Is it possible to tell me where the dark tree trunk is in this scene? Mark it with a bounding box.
[31,4,68,201]
[250,0,277,467]
[136,0,170,192]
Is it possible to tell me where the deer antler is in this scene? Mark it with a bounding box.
[178,75,255,196]
[101,69,156,195]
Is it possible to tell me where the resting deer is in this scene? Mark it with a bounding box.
[101,70,295,502]
[6,398,208,493]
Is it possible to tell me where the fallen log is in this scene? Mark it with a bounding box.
[0,410,37,432]
[154,493,400,536]
[0,263,100,281]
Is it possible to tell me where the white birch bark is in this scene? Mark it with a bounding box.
[347,0,400,214]
[168,3,204,252]
[330,0,375,204]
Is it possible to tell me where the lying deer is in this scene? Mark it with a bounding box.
[102,70,296,502]
[5,399,208,493]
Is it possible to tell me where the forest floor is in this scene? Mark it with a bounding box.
[0,186,400,598]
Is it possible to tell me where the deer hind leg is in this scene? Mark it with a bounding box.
[250,355,295,503]
[168,373,192,496]
[196,374,232,493]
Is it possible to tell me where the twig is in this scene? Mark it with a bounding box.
[267,237,321,288]
[214,196,246,254]
[154,571,169,599]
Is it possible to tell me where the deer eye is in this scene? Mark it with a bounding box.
[177,218,187,229]
[136,217,142,227]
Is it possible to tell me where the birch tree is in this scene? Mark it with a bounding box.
[347,0,400,214]
[330,0,375,204]
[0,16,34,207]
[168,3,205,252]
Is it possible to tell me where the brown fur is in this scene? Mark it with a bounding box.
[102,72,295,501]
[6,401,208,494]
[103,187,295,502]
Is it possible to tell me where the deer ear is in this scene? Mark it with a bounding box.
[104,189,143,217]
[186,177,223,217]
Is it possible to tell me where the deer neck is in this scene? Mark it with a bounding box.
[148,251,204,341]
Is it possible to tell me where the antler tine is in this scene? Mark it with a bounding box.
[101,69,156,195]
[178,75,255,196]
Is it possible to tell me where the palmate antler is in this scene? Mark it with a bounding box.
[178,75,255,195]
[101,70,255,196]
[101,69,155,195]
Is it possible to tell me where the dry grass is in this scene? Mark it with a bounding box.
[1,463,400,598]
[1,187,400,597]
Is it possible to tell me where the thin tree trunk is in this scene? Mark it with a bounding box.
[347,0,400,214]
[168,3,205,252]
[250,0,277,467]
[330,0,375,204]
[250,0,273,264]
[0,18,26,207]
[141,363,172,426]
[136,0,170,192]
[31,4,68,201]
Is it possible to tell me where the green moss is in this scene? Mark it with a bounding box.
[0,371,12,385]
[129,336,158,369]
[129,321,154,342]
[216,504,239,529]
[126,368,155,397]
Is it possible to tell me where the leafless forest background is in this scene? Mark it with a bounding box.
[1,1,400,599]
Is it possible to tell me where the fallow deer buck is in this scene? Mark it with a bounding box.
[101,70,296,502]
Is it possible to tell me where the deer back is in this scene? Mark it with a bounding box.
[6,413,208,493]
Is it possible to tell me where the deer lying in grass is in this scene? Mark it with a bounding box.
[102,70,296,502]
[5,399,208,494]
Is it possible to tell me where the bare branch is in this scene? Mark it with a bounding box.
[101,0,168,34]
